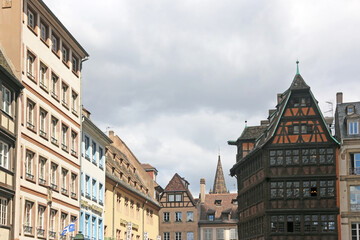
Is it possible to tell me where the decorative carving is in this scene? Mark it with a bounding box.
[2,0,12,8]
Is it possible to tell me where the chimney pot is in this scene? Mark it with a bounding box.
[336,92,343,104]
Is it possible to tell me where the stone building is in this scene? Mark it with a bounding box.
[0,49,24,240]
[229,67,340,240]
[104,131,160,240]
[0,0,89,239]
[159,173,198,240]
[334,92,360,240]
[198,156,238,240]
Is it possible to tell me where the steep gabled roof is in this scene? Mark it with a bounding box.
[211,155,228,194]
[0,49,23,89]
[164,173,189,192]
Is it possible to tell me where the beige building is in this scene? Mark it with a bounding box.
[0,49,24,240]
[0,0,88,239]
[104,131,160,240]
[335,92,360,240]
[159,173,198,240]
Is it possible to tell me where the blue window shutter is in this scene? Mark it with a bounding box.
[87,215,91,237]
[80,211,84,233]
[94,216,98,239]
[81,172,83,195]
[99,218,103,240]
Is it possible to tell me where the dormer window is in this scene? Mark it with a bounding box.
[231,199,238,205]
[208,214,214,221]
[347,105,355,115]
[214,200,222,206]
[349,121,359,135]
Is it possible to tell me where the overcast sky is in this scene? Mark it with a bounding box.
[44,0,360,197]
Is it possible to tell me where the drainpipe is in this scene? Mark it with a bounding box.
[113,183,118,240]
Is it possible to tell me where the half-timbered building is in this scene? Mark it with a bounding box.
[229,68,340,240]
[159,173,198,240]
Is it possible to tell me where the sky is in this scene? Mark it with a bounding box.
[44,0,360,197]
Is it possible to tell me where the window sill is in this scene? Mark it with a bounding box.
[26,124,36,134]
[39,83,48,93]
[51,138,59,147]
[0,166,13,175]
[62,60,69,68]
[72,109,79,117]
[0,110,13,121]
[71,192,77,200]
[39,181,47,188]
[40,38,49,48]
[27,25,38,36]
[52,50,60,59]
[25,174,36,183]
[62,101,69,110]
[61,188,69,197]
[40,131,48,141]
[51,92,60,102]
[72,70,79,78]
[27,72,37,84]
[71,150,77,158]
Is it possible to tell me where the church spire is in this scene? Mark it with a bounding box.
[211,155,227,194]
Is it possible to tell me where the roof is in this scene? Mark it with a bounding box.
[229,125,268,145]
[198,193,238,225]
[230,73,340,175]
[164,173,189,192]
[141,163,158,172]
[335,101,360,140]
[0,50,23,89]
[211,155,228,194]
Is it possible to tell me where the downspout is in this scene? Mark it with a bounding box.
[113,183,118,240]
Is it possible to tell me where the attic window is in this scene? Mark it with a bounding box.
[208,214,214,221]
[347,105,355,115]
[231,199,238,205]
[214,200,222,206]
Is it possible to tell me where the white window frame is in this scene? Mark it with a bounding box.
[51,35,58,52]
[71,174,76,194]
[62,46,68,62]
[38,205,44,229]
[0,141,9,169]
[40,22,46,41]
[0,197,8,225]
[163,232,170,240]
[25,201,32,227]
[62,125,68,148]
[27,53,35,77]
[27,100,34,128]
[25,151,33,179]
[39,157,46,183]
[62,84,68,105]
[2,86,11,115]
[27,9,35,29]
[349,121,359,135]
[175,232,182,240]
[51,74,58,97]
[51,163,57,187]
[50,209,56,231]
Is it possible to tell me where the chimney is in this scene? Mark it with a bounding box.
[277,93,282,105]
[109,130,114,139]
[260,120,269,126]
[269,109,276,117]
[336,92,343,104]
[200,178,206,203]
[82,107,91,118]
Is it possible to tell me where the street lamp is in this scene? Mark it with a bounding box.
[74,231,84,240]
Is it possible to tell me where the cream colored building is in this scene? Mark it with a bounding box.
[335,92,360,240]
[104,131,160,240]
[0,0,88,239]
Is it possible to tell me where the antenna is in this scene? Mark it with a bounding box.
[325,101,334,117]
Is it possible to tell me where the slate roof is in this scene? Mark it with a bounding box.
[211,156,228,194]
[230,73,339,175]
[335,101,360,140]
[163,173,196,205]
[0,49,23,89]
[198,193,238,225]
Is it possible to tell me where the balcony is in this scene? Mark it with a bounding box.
[26,172,34,180]
[24,225,33,234]
[49,230,56,239]
[349,168,360,175]
[27,121,35,130]
[62,188,68,195]
[51,137,58,145]
[39,178,46,185]
[40,130,47,138]
[37,227,45,237]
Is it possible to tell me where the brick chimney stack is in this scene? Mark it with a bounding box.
[200,178,206,203]
[336,92,343,104]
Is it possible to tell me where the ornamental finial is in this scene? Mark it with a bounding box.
[296,60,300,74]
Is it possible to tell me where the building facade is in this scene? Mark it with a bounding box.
[104,131,160,240]
[198,157,238,240]
[159,173,198,240]
[229,70,340,240]
[0,49,24,240]
[80,109,112,240]
[0,0,88,239]
[335,92,360,240]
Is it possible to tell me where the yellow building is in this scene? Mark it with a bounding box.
[105,131,160,240]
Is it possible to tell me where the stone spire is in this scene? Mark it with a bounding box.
[211,155,227,194]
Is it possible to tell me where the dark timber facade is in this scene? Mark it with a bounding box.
[229,71,340,240]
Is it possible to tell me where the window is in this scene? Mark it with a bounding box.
[24,201,33,233]
[27,100,35,130]
[204,229,212,240]
[286,181,300,198]
[351,153,360,175]
[0,141,9,170]
[99,147,104,169]
[38,205,45,235]
[294,125,299,134]
[208,214,214,221]
[62,83,68,107]
[175,194,182,202]
[62,168,68,194]
[85,175,90,199]
[175,212,182,222]
[51,73,58,98]
[85,135,90,159]
[62,45,69,63]
[230,229,238,240]
[187,232,193,240]
[72,91,78,114]
[49,209,56,232]
[270,215,285,233]
[175,232,182,240]
[163,212,170,222]
[39,109,47,137]
[27,52,35,79]
[1,86,11,115]
[62,125,68,150]
[72,56,78,73]
[168,194,174,202]
[92,141,97,164]
[163,232,170,240]
[61,213,67,234]
[303,181,318,197]
[285,149,299,165]
[51,34,59,53]
[99,183,104,204]
[320,180,335,197]
[92,216,97,239]
[92,179,97,201]
[27,8,35,29]
[71,173,77,198]
[214,200,222,206]
[320,215,335,232]
[270,182,284,199]
[40,21,48,42]
[51,163,57,190]
[0,198,8,225]
[51,117,58,145]
[304,215,319,232]
[187,211,193,222]
[350,186,360,212]
[85,214,90,238]
[352,223,360,240]
[71,131,77,155]
[216,229,224,240]
[349,121,359,135]
[25,151,34,180]
[98,218,103,240]
[348,105,355,115]
[39,157,46,185]
[269,150,283,166]
[319,148,334,164]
